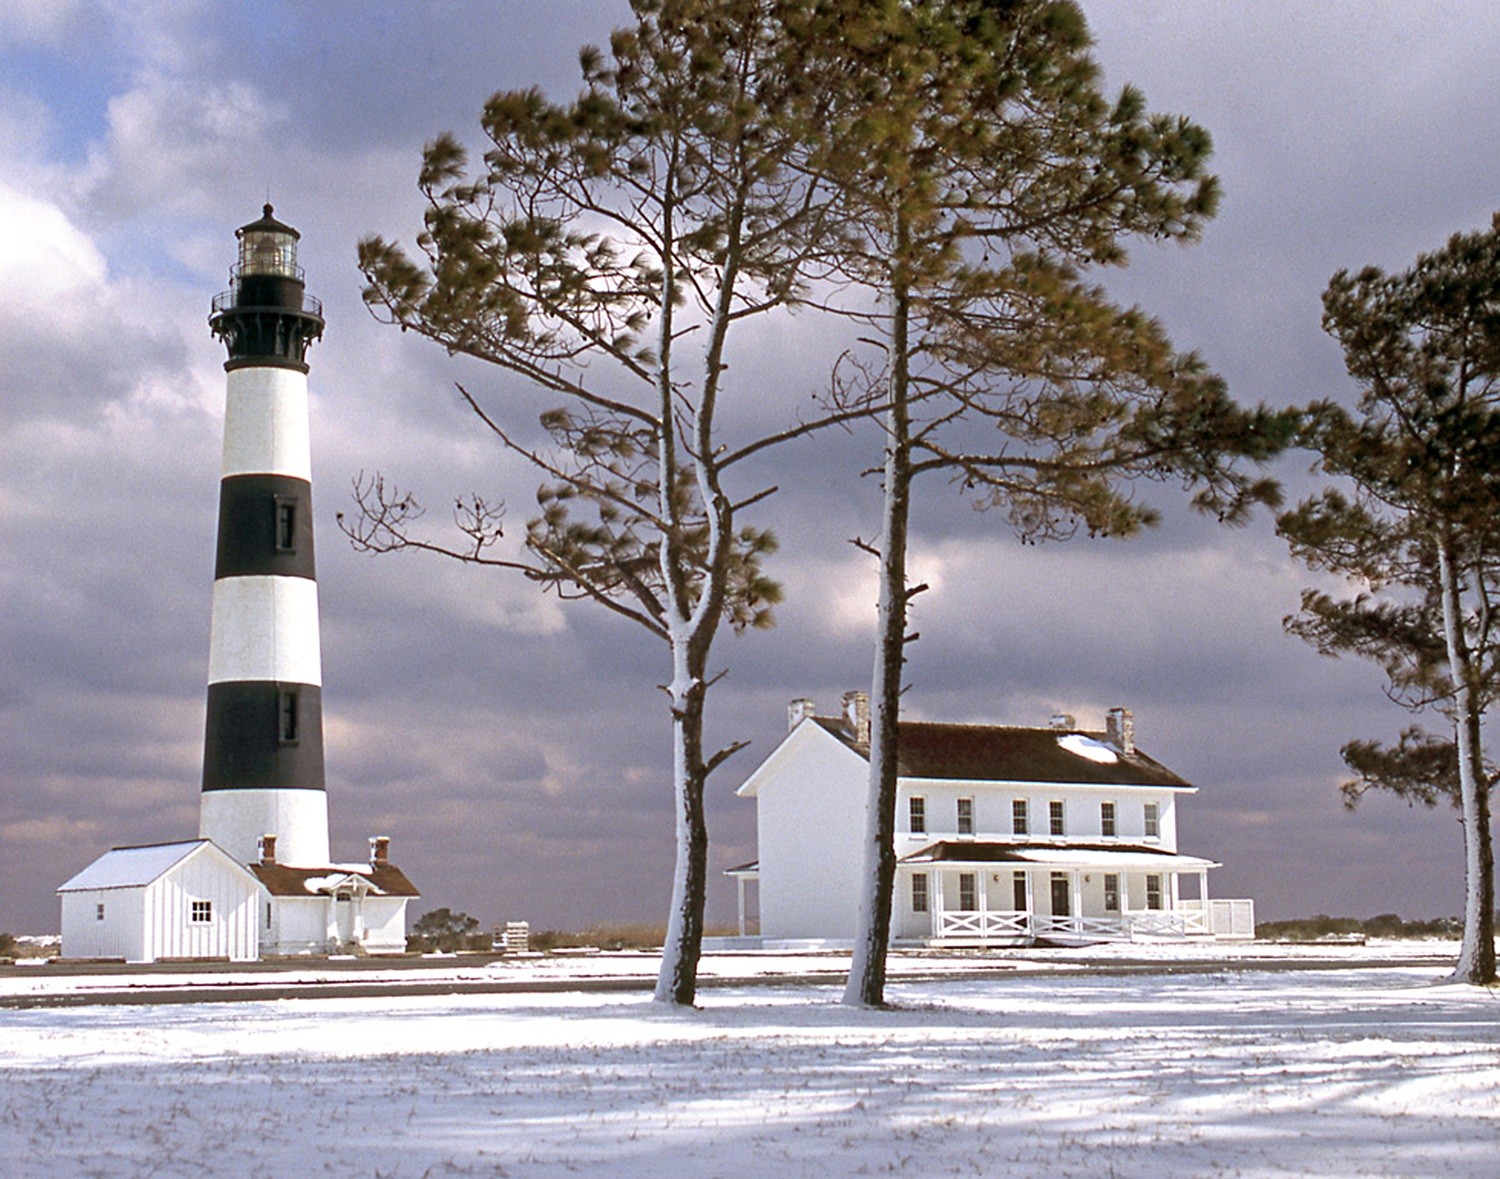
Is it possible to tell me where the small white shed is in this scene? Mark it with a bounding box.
[57,840,262,963]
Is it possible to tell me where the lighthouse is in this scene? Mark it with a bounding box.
[56,206,418,961]
[200,205,330,867]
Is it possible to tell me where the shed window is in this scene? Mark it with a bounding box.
[190,900,213,923]
[956,797,974,835]
[96,902,105,921]
[1101,801,1117,837]
[1049,800,1065,836]
[1012,799,1028,836]
[911,873,929,913]
[1144,802,1160,839]
[908,795,926,835]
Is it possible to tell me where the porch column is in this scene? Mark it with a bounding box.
[1170,872,1182,909]
[932,869,946,938]
[977,868,989,937]
[1070,869,1083,929]
[736,876,747,938]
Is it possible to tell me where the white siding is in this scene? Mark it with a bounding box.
[755,726,868,940]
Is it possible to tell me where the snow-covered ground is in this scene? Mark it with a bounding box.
[3,944,1497,1177]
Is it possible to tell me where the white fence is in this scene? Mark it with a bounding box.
[931,899,1255,945]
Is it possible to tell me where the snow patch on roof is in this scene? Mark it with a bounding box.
[1057,733,1120,764]
[300,873,386,895]
[56,841,207,892]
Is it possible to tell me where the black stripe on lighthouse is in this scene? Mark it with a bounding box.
[202,682,326,791]
[214,474,316,580]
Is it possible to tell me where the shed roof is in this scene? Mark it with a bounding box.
[249,861,420,898]
[57,840,211,892]
[812,718,1191,789]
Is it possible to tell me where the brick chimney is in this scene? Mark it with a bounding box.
[1105,707,1134,755]
[788,697,817,732]
[842,690,871,744]
[258,834,277,866]
[369,835,390,867]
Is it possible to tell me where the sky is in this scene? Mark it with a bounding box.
[4,0,1500,937]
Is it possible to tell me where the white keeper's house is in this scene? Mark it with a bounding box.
[731,694,1254,947]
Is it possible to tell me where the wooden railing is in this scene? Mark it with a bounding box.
[931,906,1232,943]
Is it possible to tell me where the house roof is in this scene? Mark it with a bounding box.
[812,717,1192,789]
[249,861,421,898]
[900,840,1218,871]
[57,840,215,892]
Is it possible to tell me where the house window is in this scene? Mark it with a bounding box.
[1012,799,1028,836]
[278,688,299,744]
[1011,871,1028,912]
[912,873,929,913]
[956,797,974,835]
[96,902,105,921]
[908,795,926,835]
[1104,874,1120,912]
[266,902,273,930]
[1146,875,1163,910]
[274,496,297,553]
[1049,800,1065,836]
[1100,801,1116,837]
[1144,802,1160,839]
[190,900,213,923]
[958,873,978,912]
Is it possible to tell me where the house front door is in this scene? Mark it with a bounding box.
[1050,873,1071,917]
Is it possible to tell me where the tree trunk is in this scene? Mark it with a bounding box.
[656,662,709,1005]
[844,273,912,1008]
[1437,538,1497,985]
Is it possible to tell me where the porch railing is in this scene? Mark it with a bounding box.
[930,907,1221,943]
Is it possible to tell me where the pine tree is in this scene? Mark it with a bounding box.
[1280,215,1500,984]
[787,0,1291,1007]
[345,0,872,1006]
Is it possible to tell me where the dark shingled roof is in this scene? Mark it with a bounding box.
[249,862,420,898]
[812,717,1191,789]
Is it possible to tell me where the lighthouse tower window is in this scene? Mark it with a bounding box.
[278,689,300,744]
[274,497,297,553]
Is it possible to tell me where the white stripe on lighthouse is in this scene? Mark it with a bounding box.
[221,366,312,480]
[200,789,331,868]
[208,576,323,686]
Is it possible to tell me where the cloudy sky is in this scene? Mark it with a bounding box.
[5,1,1500,937]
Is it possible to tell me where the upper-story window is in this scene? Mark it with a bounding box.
[1144,802,1160,839]
[1049,800,1065,836]
[908,795,926,835]
[190,900,213,923]
[96,902,105,921]
[278,689,300,745]
[274,496,298,553]
[956,797,974,835]
[1012,799,1028,836]
[1100,801,1117,837]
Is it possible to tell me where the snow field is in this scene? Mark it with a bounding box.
[3,961,1498,1177]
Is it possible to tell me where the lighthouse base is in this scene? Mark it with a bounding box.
[200,788,330,868]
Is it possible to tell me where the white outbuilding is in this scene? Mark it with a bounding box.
[57,840,262,963]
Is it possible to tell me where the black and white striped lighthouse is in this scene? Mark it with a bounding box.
[200,206,330,867]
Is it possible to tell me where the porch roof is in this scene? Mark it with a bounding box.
[900,840,1218,871]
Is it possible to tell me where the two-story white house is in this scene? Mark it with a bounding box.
[731,694,1254,946]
